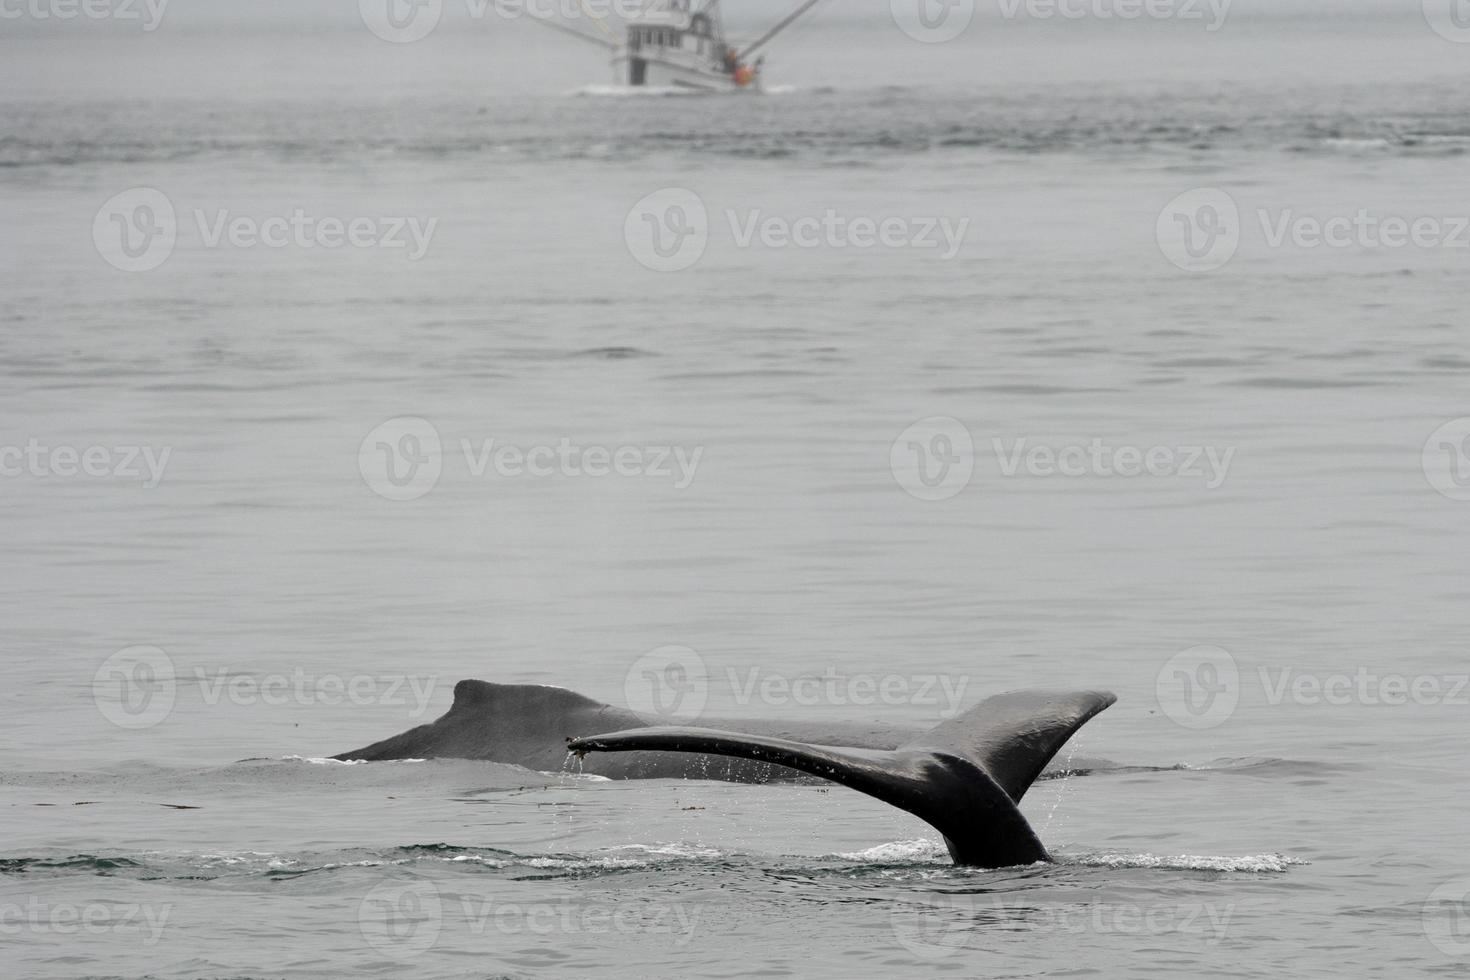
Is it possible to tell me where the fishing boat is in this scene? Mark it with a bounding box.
[527,0,823,92]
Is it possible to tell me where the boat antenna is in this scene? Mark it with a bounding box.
[736,0,823,61]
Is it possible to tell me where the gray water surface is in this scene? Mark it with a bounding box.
[3,7,1469,978]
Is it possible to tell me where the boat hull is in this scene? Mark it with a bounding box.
[612,54,756,92]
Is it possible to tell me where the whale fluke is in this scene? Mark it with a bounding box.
[567,689,1115,868]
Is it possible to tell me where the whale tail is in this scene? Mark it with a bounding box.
[566,689,1115,868]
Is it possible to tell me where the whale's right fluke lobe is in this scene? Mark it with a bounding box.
[566,688,1115,869]
[906,689,1117,803]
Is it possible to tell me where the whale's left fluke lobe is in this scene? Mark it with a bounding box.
[566,688,1116,869]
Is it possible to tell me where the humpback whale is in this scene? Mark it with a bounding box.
[337,680,1115,868]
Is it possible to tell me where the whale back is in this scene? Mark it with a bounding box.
[334,680,645,773]
[335,681,887,779]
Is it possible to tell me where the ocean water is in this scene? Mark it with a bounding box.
[4,3,1470,977]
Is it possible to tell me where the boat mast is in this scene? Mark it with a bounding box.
[529,15,619,49]
[737,0,823,60]
[512,3,619,49]
[701,0,724,43]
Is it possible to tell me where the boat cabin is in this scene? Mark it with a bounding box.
[624,0,732,85]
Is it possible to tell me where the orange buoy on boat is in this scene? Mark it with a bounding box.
[734,65,755,87]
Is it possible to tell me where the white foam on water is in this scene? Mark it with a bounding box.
[277,755,426,765]
[540,770,611,781]
[447,854,510,868]
[603,842,725,859]
[835,839,948,863]
[193,850,279,866]
[572,84,706,98]
[1320,137,1391,150]
[523,855,652,870]
[1064,851,1307,873]
[570,83,790,98]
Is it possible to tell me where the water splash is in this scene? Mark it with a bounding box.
[546,771,610,782]
[1039,737,1083,836]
